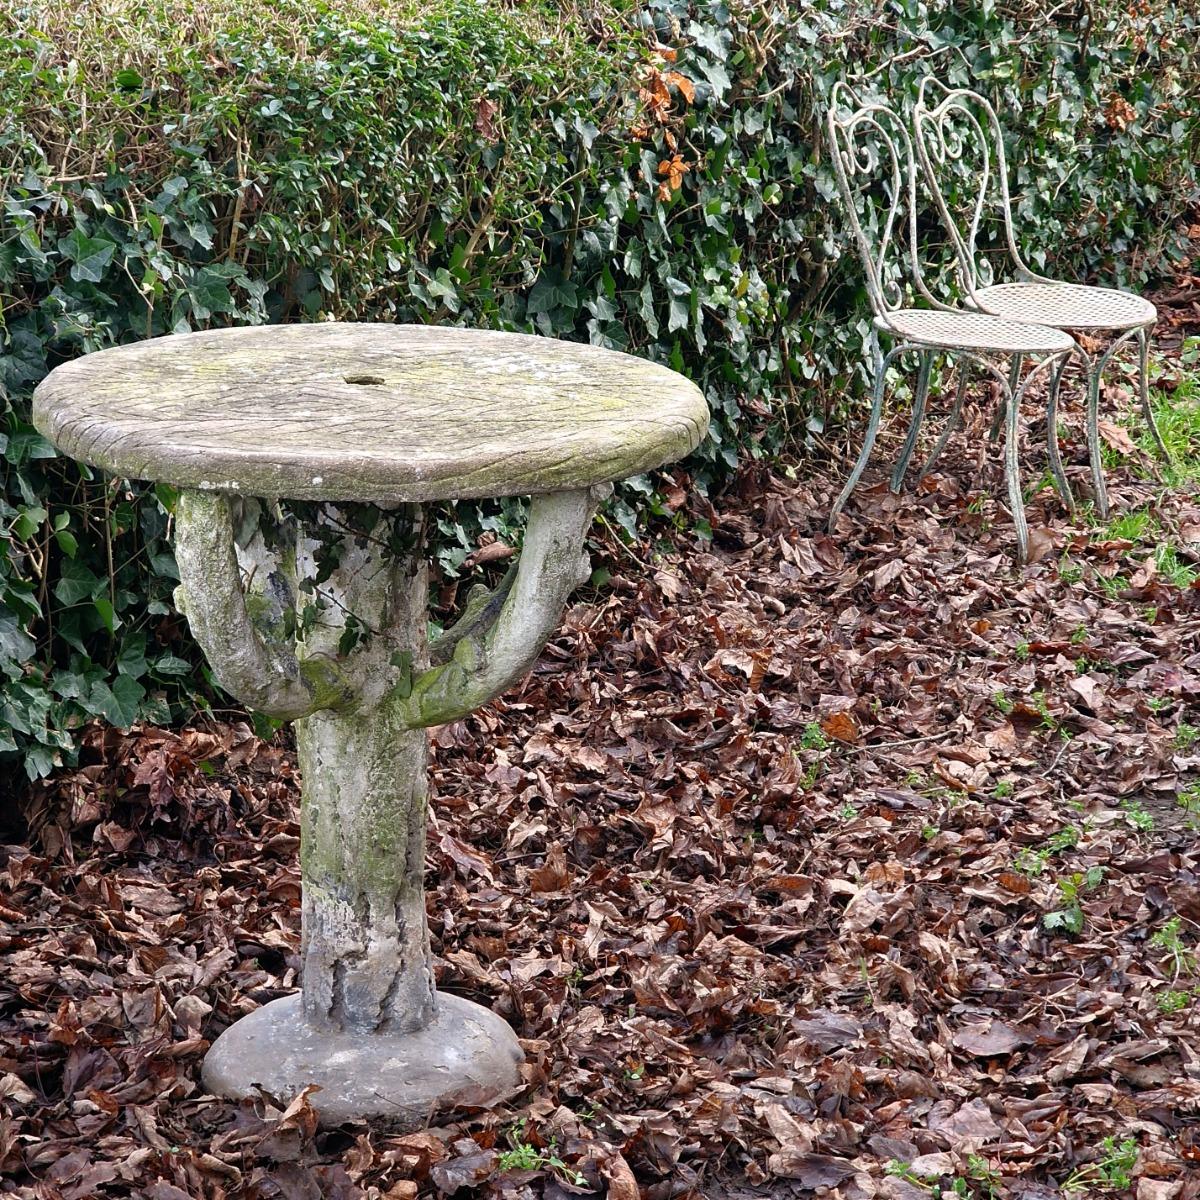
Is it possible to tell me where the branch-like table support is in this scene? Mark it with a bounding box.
[174,485,605,1122]
[32,323,708,1127]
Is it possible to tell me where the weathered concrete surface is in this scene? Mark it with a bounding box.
[201,991,523,1128]
[173,490,359,720]
[31,323,709,502]
[297,708,435,1035]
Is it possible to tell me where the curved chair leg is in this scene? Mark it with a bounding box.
[828,342,907,531]
[1137,326,1170,461]
[1008,355,1023,395]
[918,364,969,480]
[1002,375,1029,566]
[988,394,1006,443]
[989,355,1021,443]
[1045,357,1075,514]
[1085,356,1109,521]
[890,351,933,493]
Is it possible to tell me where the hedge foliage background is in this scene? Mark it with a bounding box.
[2,0,1198,780]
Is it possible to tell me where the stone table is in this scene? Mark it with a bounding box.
[33,322,708,1127]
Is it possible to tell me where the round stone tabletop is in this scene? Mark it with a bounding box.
[32,324,709,503]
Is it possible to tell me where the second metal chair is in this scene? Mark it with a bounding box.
[825,82,1079,564]
[911,76,1168,520]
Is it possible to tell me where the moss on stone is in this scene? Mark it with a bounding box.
[32,324,709,503]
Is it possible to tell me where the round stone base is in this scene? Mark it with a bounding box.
[202,991,524,1128]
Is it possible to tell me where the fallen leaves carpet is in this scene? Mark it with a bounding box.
[3,360,1200,1200]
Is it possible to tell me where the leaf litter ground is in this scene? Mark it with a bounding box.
[3,316,1200,1200]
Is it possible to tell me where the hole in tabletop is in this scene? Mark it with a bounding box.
[344,373,386,385]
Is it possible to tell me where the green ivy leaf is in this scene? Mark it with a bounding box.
[23,742,60,781]
[5,430,57,465]
[188,267,237,317]
[57,228,117,283]
[0,613,36,670]
[11,504,46,541]
[153,654,192,676]
[117,634,149,678]
[89,675,145,728]
[54,560,104,606]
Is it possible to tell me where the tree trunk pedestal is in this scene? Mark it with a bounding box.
[167,488,607,1128]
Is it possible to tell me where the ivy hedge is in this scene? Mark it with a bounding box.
[2,0,1198,780]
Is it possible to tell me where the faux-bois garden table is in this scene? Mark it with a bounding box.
[32,322,708,1127]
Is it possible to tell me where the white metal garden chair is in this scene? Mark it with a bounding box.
[911,76,1167,521]
[825,82,1079,565]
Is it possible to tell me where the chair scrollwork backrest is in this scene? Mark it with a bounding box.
[825,82,949,330]
[912,76,1052,301]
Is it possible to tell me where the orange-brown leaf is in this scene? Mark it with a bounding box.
[657,154,690,192]
[821,710,860,745]
[474,96,499,143]
[1098,418,1138,456]
[665,70,696,105]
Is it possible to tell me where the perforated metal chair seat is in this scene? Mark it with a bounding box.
[974,282,1157,331]
[879,309,1075,354]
